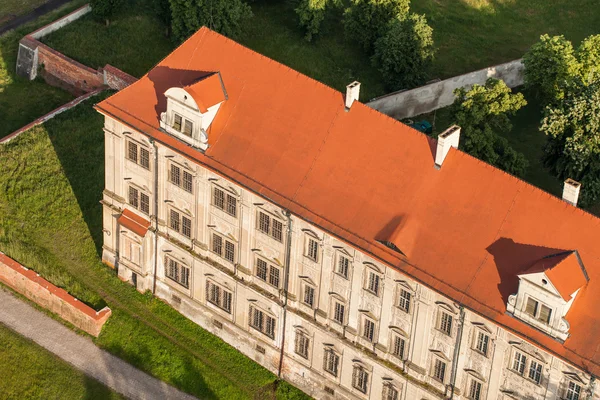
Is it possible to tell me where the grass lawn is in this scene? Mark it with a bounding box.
[0,92,309,400]
[0,323,124,400]
[0,0,49,24]
[0,1,86,140]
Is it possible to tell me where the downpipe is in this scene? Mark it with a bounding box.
[277,210,293,378]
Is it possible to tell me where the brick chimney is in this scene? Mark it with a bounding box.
[562,178,581,206]
[435,125,461,168]
[345,81,361,111]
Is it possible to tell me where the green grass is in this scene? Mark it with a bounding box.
[0,1,84,140]
[0,93,310,400]
[0,0,49,23]
[0,323,124,400]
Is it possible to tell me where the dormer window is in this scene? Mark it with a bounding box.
[524,297,552,324]
[173,113,182,131]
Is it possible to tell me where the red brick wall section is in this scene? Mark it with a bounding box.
[0,252,111,337]
[104,64,137,90]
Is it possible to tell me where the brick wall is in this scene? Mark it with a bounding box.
[0,252,111,337]
[104,64,137,91]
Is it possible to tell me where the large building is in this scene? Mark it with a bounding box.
[95,27,600,400]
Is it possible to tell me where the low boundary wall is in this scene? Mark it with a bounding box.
[0,252,111,337]
[367,59,525,120]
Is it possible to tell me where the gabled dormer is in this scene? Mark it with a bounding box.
[507,251,589,341]
[159,72,227,151]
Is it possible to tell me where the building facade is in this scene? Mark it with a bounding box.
[96,28,600,400]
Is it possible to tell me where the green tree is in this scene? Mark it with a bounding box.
[295,0,329,41]
[577,34,600,84]
[151,0,173,36]
[450,78,528,177]
[541,81,600,206]
[371,13,434,90]
[522,34,580,104]
[90,0,125,25]
[343,0,410,53]
[169,0,253,43]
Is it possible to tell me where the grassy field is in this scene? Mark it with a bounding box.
[0,2,84,140]
[0,323,124,400]
[0,93,309,400]
[0,0,49,24]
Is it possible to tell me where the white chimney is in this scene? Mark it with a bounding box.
[435,125,461,168]
[562,178,581,206]
[345,81,361,111]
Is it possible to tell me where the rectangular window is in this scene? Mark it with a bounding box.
[257,211,283,242]
[512,351,527,375]
[170,164,181,186]
[256,258,267,281]
[212,186,237,217]
[128,186,139,209]
[173,113,182,131]
[337,254,350,279]
[182,216,192,238]
[323,349,339,377]
[363,317,376,342]
[169,164,193,193]
[333,301,345,324]
[164,257,189,288]
[206,281,232,313]
[398,289,411,312]
[127,141,138,163]
[352,366,369,394]
[211,233,236,263]
[140,192,150,214]
[539,304,552,324]
[169,209,190,238]
[433,358,447,382]
[383,384,399,400]
[566,381,582,400]
[128,186,150,215]
[303,285,315,307]
[249,306,276,339]
[475,331,490,356]
[140,147,150,169]
[468,379,482,400]
[528,360,542,384]
[439,311,453,336]
[392,335,406,359]
[366,271,380,296]
[122,237,141,265]
[255,258,281,288]
[525,297,539,317]
[184,120,193,136]
[126,141,150,170]
[294,331,310,359]
[306,237,319,262]
[183,171,193,193]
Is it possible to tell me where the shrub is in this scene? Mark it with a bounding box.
[295,0,329,42]
[90,0,125,25]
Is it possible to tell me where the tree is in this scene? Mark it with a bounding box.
[151,0,172,36]
[577,34,600,84]
[541,81,600,206]
[450,78,528,177]
[522,34,580,104]
[90,0,125,26]
[169,0,253,43]
[371,13,434,91]
[296,0,329,42]
[343,0,410,53]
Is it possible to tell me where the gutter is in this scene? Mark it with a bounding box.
[151,138,159,294]
[449,305,465,399]
[278,210,293,378]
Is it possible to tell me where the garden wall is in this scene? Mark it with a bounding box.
[0,252,111,337]
[367,59,524,120]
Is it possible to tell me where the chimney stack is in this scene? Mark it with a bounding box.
[562,178,581,206]
[435,125,461,168]
[345,81,361,111]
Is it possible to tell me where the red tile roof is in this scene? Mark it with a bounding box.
[523,251,589,301]
[184,72,226,113]
[95,27,600,376]
[118,209,151,237]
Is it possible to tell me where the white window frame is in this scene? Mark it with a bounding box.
[431,355,448,383]
[437,308,454,336]
[524,296,553,324]
[467,377,483,400]
[382,382,400,400]
[302,282,316,308]
[352,364,370,394]
[473,328,490,357]
[511,350,527,375]
[127,185,150,215]
[205,280,233,314]
[528,359,543,385]
[249,305,276,339]
[294,329,310,360]
[305,234,320,263]
[331,298,346,325]
[168,162,193,194]
[164,256,190,289]
[126,139,150,170]
[361,315,377,343]
[565,379,582,400]
[211,185,238,218]
[390,330,407,360]
[335,251,351,279]
[255,256,281,288]
[323,347,340,377]
[364,267,382,296]
[211,231,236,264]
[168,208,192,239]
[397,287,412,313]
[121,234,141,266]
[256,210,284,242]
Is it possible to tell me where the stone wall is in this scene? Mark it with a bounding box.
[367,59,524,120]
[0,252,111,337]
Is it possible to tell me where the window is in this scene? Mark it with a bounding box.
[333,301,345,324]
[294,331,310,359]
[257,211,283,242]
[438,311,453,336]
[474,330,490,356]
[164,257,190,288]
[525,297,553,324]
[352,365,369,394]
[173,113,182,131]
[303,284,315,307]
[528,360,543,384]
[212,186,237,217]
[382,384,399,400]
[206,281,232,313]
[169,209,192,238]
[432,358,447,382]
[323,349,339,377]
[366,270,381,296]
[249,306,276,339]
[211,232,236,263]
[337,254,350,279]
[255,258,280,288]
[128,186,150,215]
[362,317,376,342]
[169,164,193,193]
[512,351,527,375]
[184,120,193,137]
[467,379,482,400]
[122,236,140,265]
[566,380,582,400]
[539,304,552,324]
[391,334,406,359]
[306,236,319,262]
[126,140,150,170]
[398,289,411,313]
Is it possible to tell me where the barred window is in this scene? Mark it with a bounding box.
[337,254,350,279]
[382,383,399,400]
[128,186,150,215]
[392,334,406,359]
[438,311,453,336]
[170,164,181,186]
[398,288,411,312]
[474,330,490,356]
[432,358,447,382]
[323,349,339,377]
[211,233,236,263]
[257,211,283,242]
[333,301,345,324]
[352,365,369,394]
[255,258,280,288]
[212,186,237,217]
[126,141,150,169]
[169,164,193,194]
[306,236,319,262]
[362,317,376,342]
[294,331,310,359]
[173,113,182,131]
[249,306,275,339]
[140,147,150,169]
[566,380,582,400]
[206,281,232,313]
[468,379,482,400]
[184,120,193,136]
[366,270,380,296]
[512,351,527,375]
[303,284,315,307]
[528,360,542,384]
[127,141,138,163]
[164,257,189,288]
[183,170,193,193]
[169,209,192,238]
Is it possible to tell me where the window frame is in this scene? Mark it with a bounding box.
[323,348,340,377]
[211,232,236,264]
[205,280,233,314]
[467,377,483,400]
[397,287,412,313]
[335,252,351,279]
[332,299,346,325]
[255,256,281,288]
[256,210,284,242]
[121,235,141,266]
[431,356,448,383]
[365,268,382,297]
[294,330,310,360]
[437,309,454,336]
[168,163,194,194]
[528,359,543,385]
[168,208,192,239]
[565,379,582,400]
[352,364,370,394]
[248,305,276,339]
[361,315,377,343]
[390,331,407,360]
[473,328,490,357]
[524,296,553,324]
[382,383,400,400]
[305,234,320,263]
[164,256,190,289]
[125,139,150,170]
[511,350,527,375]
[211,185,238,218]
[302,283,316,308]
[127,185,150,215]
